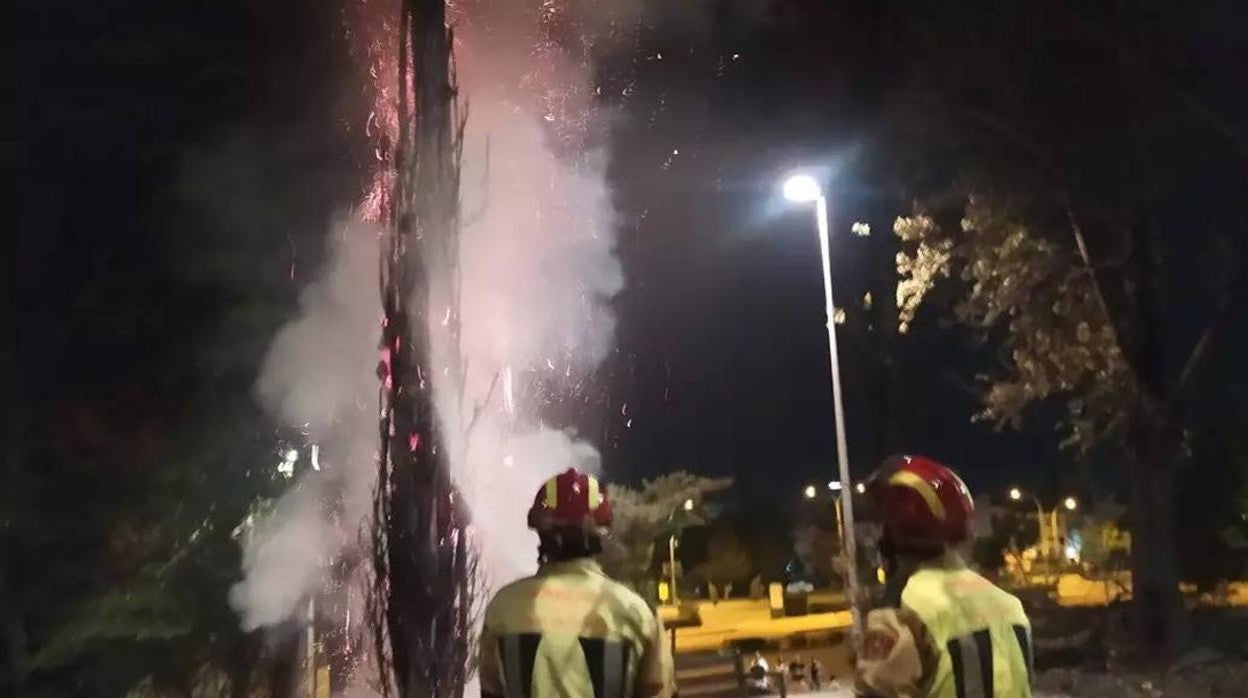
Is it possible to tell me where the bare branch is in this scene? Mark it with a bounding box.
[464,369,501,439]
[1171,238,1247,400]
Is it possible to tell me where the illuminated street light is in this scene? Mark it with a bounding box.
[683,498,695,511]
[1009,486,1053,560]
[782,173,822,203]
[804,484,818,499]
[855,482,866,494]
[828,480,843,492]
[1063,496,1078,511]
[781,169,860,638]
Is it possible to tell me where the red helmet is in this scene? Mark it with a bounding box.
[867,455,974,546]
[527,468,613,532]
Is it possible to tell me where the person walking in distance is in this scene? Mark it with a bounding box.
[479,468,676,698]
[855,455,1034,697]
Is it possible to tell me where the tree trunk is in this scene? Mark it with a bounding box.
[1124,417,1189,662]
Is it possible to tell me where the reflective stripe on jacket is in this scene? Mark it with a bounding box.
[479,558,675,698]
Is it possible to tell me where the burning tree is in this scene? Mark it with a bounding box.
[368,0,477,695]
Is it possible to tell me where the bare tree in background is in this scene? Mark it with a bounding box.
[369,0,477,695]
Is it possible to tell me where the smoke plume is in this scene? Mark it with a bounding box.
[436,0,624,588]
[229,218,381,630]
[228,0,626,640]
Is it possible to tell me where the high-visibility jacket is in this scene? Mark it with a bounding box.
[479,558,675,698]
[856,555,1033,698]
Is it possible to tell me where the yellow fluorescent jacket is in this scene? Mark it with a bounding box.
[479,559,675,698]
[857,559,1033,698]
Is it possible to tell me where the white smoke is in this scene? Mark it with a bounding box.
[437,5,624,589]
[228,218,381,630]
[229,0,625,639]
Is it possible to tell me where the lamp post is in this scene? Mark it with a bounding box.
[1010,488,1080,561]
[1009,486,1048,556]
[783,172,861,638]
[828,481,846,554]
[668,498,695,604]
[803,482,849,561]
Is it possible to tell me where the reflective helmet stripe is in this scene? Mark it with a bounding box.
[888,470,947,520]
[544,478,559,508]
[587,476,601,510]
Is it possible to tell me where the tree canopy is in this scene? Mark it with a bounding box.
[599,472,732,594]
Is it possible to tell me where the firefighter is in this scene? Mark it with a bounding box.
[855,455,1034,698]
[478,468,676,698]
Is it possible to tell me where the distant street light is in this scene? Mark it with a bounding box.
[1008,486,1046,549]
[668,499,696,605]
[782,170,861,639]
[1010,487,1079,559]
[854,482,866,494]
[828,480,843,491]
[665,499,698,605]
[804,484,818,500]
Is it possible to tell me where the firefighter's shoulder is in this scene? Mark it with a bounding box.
[483,573,543,622]
[583,568,661,634]
[604,576,660,624]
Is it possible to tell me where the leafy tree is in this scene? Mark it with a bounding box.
[791,525,839,587]
[881,1,1246,661]
[971,509,1039,577]
[1079,518,1132,577]
[692,524,754,593]
[893,194,1221,657]
[1178,433,1248,591]
[599,472,732,594]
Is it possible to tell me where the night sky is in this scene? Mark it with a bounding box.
[16,0,1247,515]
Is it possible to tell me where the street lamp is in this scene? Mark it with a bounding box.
[804,484,818,500]
[782,174,822,203]
[782,171,861,638]
[1063,496,1078,511]
[667,499,696,605]
[1008,486,1047,553]
[828,480,843,492]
